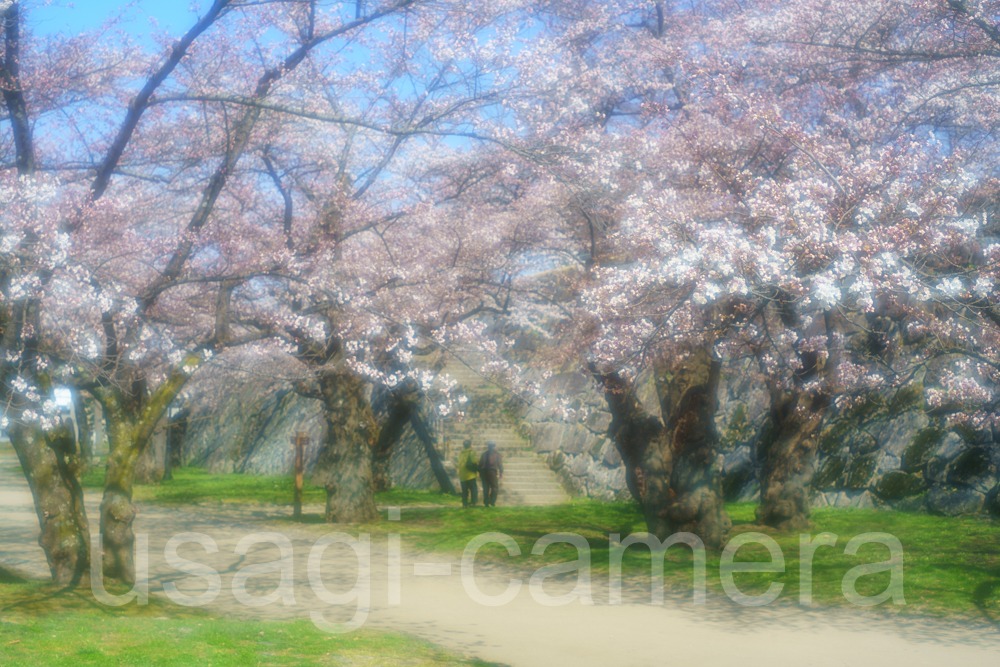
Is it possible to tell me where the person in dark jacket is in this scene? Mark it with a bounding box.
[479,441,503,507]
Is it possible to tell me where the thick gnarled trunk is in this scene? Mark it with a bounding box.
[10,422,91,586]
[599,348,731,550]
[99,420,142,582]
[754,390,827,531]
[603,374,674,538]
[315,371,378,523]
[754,310,841,531]
[96,365,194,583]
[660,350,731,550]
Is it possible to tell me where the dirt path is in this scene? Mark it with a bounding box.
[2,457,999,666]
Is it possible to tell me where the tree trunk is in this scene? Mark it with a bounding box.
[88,398,107,457]
[134,416,167,485]
[411,411,457,495]
[99,419,142,582]
[660,349,731,550]
[315,371,378,523]
[95,361,197,582]
[9,422,91,586]
[371,389,417,492]
[600,371,674,539]
[754,310,841,531]
[598,348,731,550]
[754,390,827,531]
[164,406,189,479]
[72,390,93,473]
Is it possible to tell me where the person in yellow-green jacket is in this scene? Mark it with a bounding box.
[457,439,479,508]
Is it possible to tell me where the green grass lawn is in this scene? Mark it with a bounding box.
[275,500,1000,621]
[14,464,1000,621]
[78,466,460,507]
[0,578,496,667]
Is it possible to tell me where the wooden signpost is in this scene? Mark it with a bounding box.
[291,432,308,520]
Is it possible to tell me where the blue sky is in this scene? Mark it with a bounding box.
[28,1,200,40]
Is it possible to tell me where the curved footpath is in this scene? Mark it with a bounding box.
[1,458,998,667]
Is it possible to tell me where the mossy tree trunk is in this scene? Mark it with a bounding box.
[9,421,91,586]
[597,347,731,550]
[754,310,842,531]
[1,243,90,584]
[94,361,198,583]
[754,389,827,531]
[314,371,379,524]
[99,412,142,582]
[659,349,731,549]
[600,369,674,538]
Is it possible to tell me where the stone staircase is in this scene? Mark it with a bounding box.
[440,353,569,506]
[495,456,570,506]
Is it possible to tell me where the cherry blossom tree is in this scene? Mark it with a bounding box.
[2,0,535,581]
[452,0,748,548]
[471,0,1000,540]
[739,0,1000,526]
[9,0,1000,587]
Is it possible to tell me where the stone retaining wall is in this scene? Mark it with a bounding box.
[521,362,1000,516]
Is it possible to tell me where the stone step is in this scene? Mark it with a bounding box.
[440,352,571,507]
[502,481,564,489]
[502,479,564,486]
[453,444,529,452]
[503,486,566,494]
[453,441,527,445]
[452,446,531,454]
[506,480,562,488]
[445,429,522,434]
[452,444,530,451]
[501,464,553,471]
[499,498,567,505]
[499,484,564,492]
[497,495,568,506]
[500,475,554,482]
[497,489,569,499]
[501,482,564,489]
[453,431,523,436]
[501,471,561,479]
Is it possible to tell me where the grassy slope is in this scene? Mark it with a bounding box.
[77,466,461,507]
[9,462,1000,619]
[295,500,1000,621]
[0,460,479,664]
[0,579,497,667]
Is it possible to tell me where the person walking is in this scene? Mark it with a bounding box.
[479,441,503,507]
[457,439,479,508]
